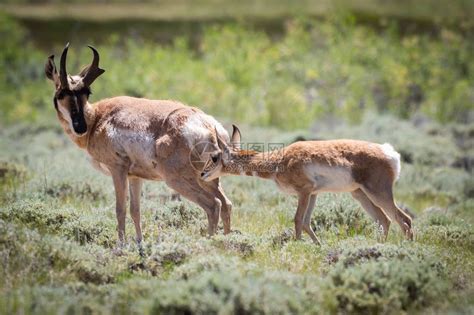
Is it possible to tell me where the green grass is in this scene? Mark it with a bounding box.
[0,114,472,314]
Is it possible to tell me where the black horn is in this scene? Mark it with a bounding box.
[82,45,105,86]
[59,42,70,89]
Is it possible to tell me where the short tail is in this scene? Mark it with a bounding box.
[380,143,401,181]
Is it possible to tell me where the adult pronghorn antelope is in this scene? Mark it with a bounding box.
[201,125,413,244]
[45,43,233,245]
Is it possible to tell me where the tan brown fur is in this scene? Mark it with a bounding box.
[202,126,413,244]
[61,96,233,244]
[46,46,233,246]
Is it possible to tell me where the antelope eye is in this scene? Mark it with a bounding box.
[211,154,219,163]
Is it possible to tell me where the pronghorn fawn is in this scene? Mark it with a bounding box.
[201,125,413,244]
[45,44,233,247]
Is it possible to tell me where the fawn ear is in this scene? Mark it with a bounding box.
[230,124,241,150]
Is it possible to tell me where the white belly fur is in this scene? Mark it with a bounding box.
[304,163,358,192]
[106,126,157,172]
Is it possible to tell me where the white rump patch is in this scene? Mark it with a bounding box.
[380,143,401,180]
[182,113,229,147]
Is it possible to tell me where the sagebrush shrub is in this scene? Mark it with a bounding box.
[0,220,125,287]
[326,258,447,313]
[310,194,372,235]
[211,233,256,257]
[171,254,245,280]
[149,271,324,315]
[152,202,204,230]
[0,199,116,246]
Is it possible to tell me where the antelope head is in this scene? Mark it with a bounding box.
[201,125,242,181]
[45,43,105,136]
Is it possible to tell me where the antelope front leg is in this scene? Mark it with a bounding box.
[295,193,311,240]
[201,179,233,234]
[129,177,143,244]
[111,169,128,246]
[217,188,232,235]
[167,178,221,236]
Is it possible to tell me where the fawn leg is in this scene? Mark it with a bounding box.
[295,193,311,240]
[361,186,413,240]
[351,189,391,241]
[302,194,321,245]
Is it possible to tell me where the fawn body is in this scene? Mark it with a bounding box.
[201,126,413,244]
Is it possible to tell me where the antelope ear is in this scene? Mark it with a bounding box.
[215,127,229,152]
[45,55,60,87]
[230,124,241,150]
[78,64,90,77]
[79,65,105,80]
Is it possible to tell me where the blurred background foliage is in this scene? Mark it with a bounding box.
[0,0,473,128]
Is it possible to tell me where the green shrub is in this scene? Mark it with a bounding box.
[418,224,474,250]
[325,243,443,270]
[310,193,372,235]
[45,181,106,201]
[0,199,116,246]
[211,233,256,257]
[326,258,448,314]
[0,161,27,182]
[0,160,28,202]
[322,243,449,313]
[0,219,125,288]
[152,202,205,230]
[148,271,323,315]
[270,228,294,247]
[171,254,245,280]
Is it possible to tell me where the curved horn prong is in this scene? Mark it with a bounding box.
[88,45,100,68]
[59,42,70,89]
[82,45,105,86]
